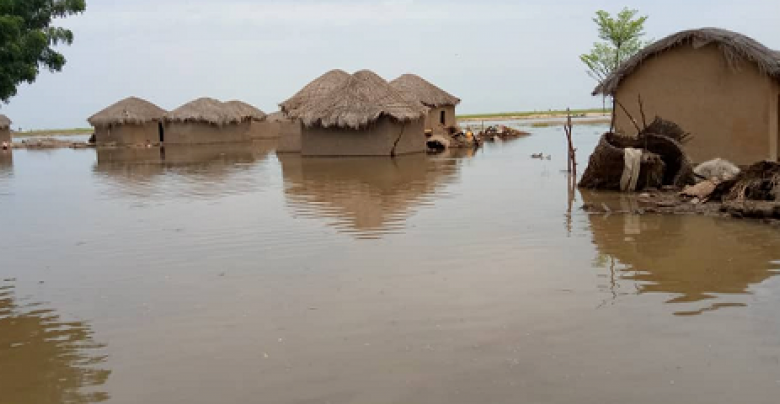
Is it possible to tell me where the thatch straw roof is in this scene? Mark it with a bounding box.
[88,97,167,127]
[389,74,460,108]
[280,69,351,115]
[224,100,267,121]
[594,28,780,96]
[0,114,10,129]
[290,70,427,130]
[165,98,252,126]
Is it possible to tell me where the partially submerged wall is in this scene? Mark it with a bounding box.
[94,122,160,146]
[300,117,425,157]
[164,121,251,145]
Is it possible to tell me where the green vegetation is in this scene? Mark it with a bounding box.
[457,108,606,120]
[12,127,92,137]
[580,7,649,84]
[0,0,87,103]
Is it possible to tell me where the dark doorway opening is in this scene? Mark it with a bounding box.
[440,110,446,125]
[158,122,165,143]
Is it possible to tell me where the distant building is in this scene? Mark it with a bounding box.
[163,98,264,144]
[224,100,271,139]
[595,28,780,164]
[88,97,167,146]
[288,70,427,157]
[0,114,11,144]
[390,74,461,136]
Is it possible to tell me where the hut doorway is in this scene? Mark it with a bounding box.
[440,110,446,125]
[158,122,165,143]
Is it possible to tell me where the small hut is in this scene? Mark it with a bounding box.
[289,70,428,157]
[163,98,253,144]
[87,97,167,146]
[278,69,351,153]
[594,28,780,164]
[0,114,11,144]
[224,100,271,139]
[390,74,461,136]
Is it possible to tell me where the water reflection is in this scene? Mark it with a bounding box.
[279,153,464,238]
[0,280,111,404]
[0,151,11,177]
[93,141,276,199]
[583,191,780,315]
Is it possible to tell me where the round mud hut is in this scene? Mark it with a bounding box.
[277,69,351,153]
[389,74,461,136]
[0,114,11,144]
[87,97,167,146]
[163,98,256,145]
[594,28,780,165]
[288,70,428,157]
[224,100,271,140]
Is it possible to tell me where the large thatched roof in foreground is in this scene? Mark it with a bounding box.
[165,98,258,125]
[88,97,167,127]
[290,70,427,130]
[389,74,460,108]
[594,28,780,96]
[224,100,267,121]
[279,69,351,116]
[0,114,10,129]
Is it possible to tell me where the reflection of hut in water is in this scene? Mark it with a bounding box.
[163,98,260,144]
[278,69,351,153]
[87,97,167,146]
[594,28,780,164]
[390,74,460,136]
[0,114,11,144]
[93,142,276,198]
[582,191,780,315]
[279,153,462,237]
[0,281,111,403]
[289,70,427,156]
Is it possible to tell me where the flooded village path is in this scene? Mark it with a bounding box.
[2,123,780,404]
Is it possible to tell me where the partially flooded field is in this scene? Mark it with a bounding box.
[2,124,780,404]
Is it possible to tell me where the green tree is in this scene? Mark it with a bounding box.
[0,0,86,103]
[581,7,648,86]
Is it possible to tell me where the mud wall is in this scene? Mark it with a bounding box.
[163,121,251,145]
[94,122,160,146]
[300,117,425,157]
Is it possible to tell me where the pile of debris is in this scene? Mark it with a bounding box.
[13,138,94,149]
[579,117,695,191]
[479,125,530,142]
[426,126,481,152]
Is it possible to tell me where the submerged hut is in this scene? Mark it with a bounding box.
[0,114,10,144]
[278,69,351,153]
[87,97,167,145]
[289,70,428,156]
[224,100,271,139]
[163,98,254,144]
[390,74,460,136]
[594,28,780,165]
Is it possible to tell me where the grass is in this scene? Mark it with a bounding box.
[457,108,607,120]
[12,128,93,137]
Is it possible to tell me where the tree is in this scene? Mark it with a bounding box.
[0,0,86,103]
[580,7,648,109]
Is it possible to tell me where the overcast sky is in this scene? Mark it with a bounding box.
[3,0,780,129]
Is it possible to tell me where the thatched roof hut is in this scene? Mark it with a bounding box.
[389,74,460,108]
[594,28,780,96]
[165,98,257,126]
[224,100,267,122]
[0,114,11,130]
[164,98,261,144]
[87,97,166,127]
[290,70,427,129]
[280,69,351,116]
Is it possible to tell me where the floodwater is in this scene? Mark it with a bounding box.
[2,124,780,404]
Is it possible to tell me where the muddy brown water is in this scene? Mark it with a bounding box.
[2,125,780,404]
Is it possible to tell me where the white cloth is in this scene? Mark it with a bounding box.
[620,148,642,192]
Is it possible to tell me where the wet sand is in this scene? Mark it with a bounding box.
[2,125,780,404]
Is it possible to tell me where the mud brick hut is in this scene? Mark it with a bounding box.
[266,111,303,151]
[278,69,351,153]
[390,74,460,136]
[224,100,270,139]
[88,97,167,146]
[594,28,780,165]
[288,70,428,157]
[163,98,260,144]
[0,114,11,144]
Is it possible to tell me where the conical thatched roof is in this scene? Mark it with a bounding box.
[164,98,250,126]
[224,100,267,121]
[0,114,10,129]
[389,74,460,108]
[88,97,167,127]
[279,69,351,115]
[291,70,427,130]
[594,28,780,96]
